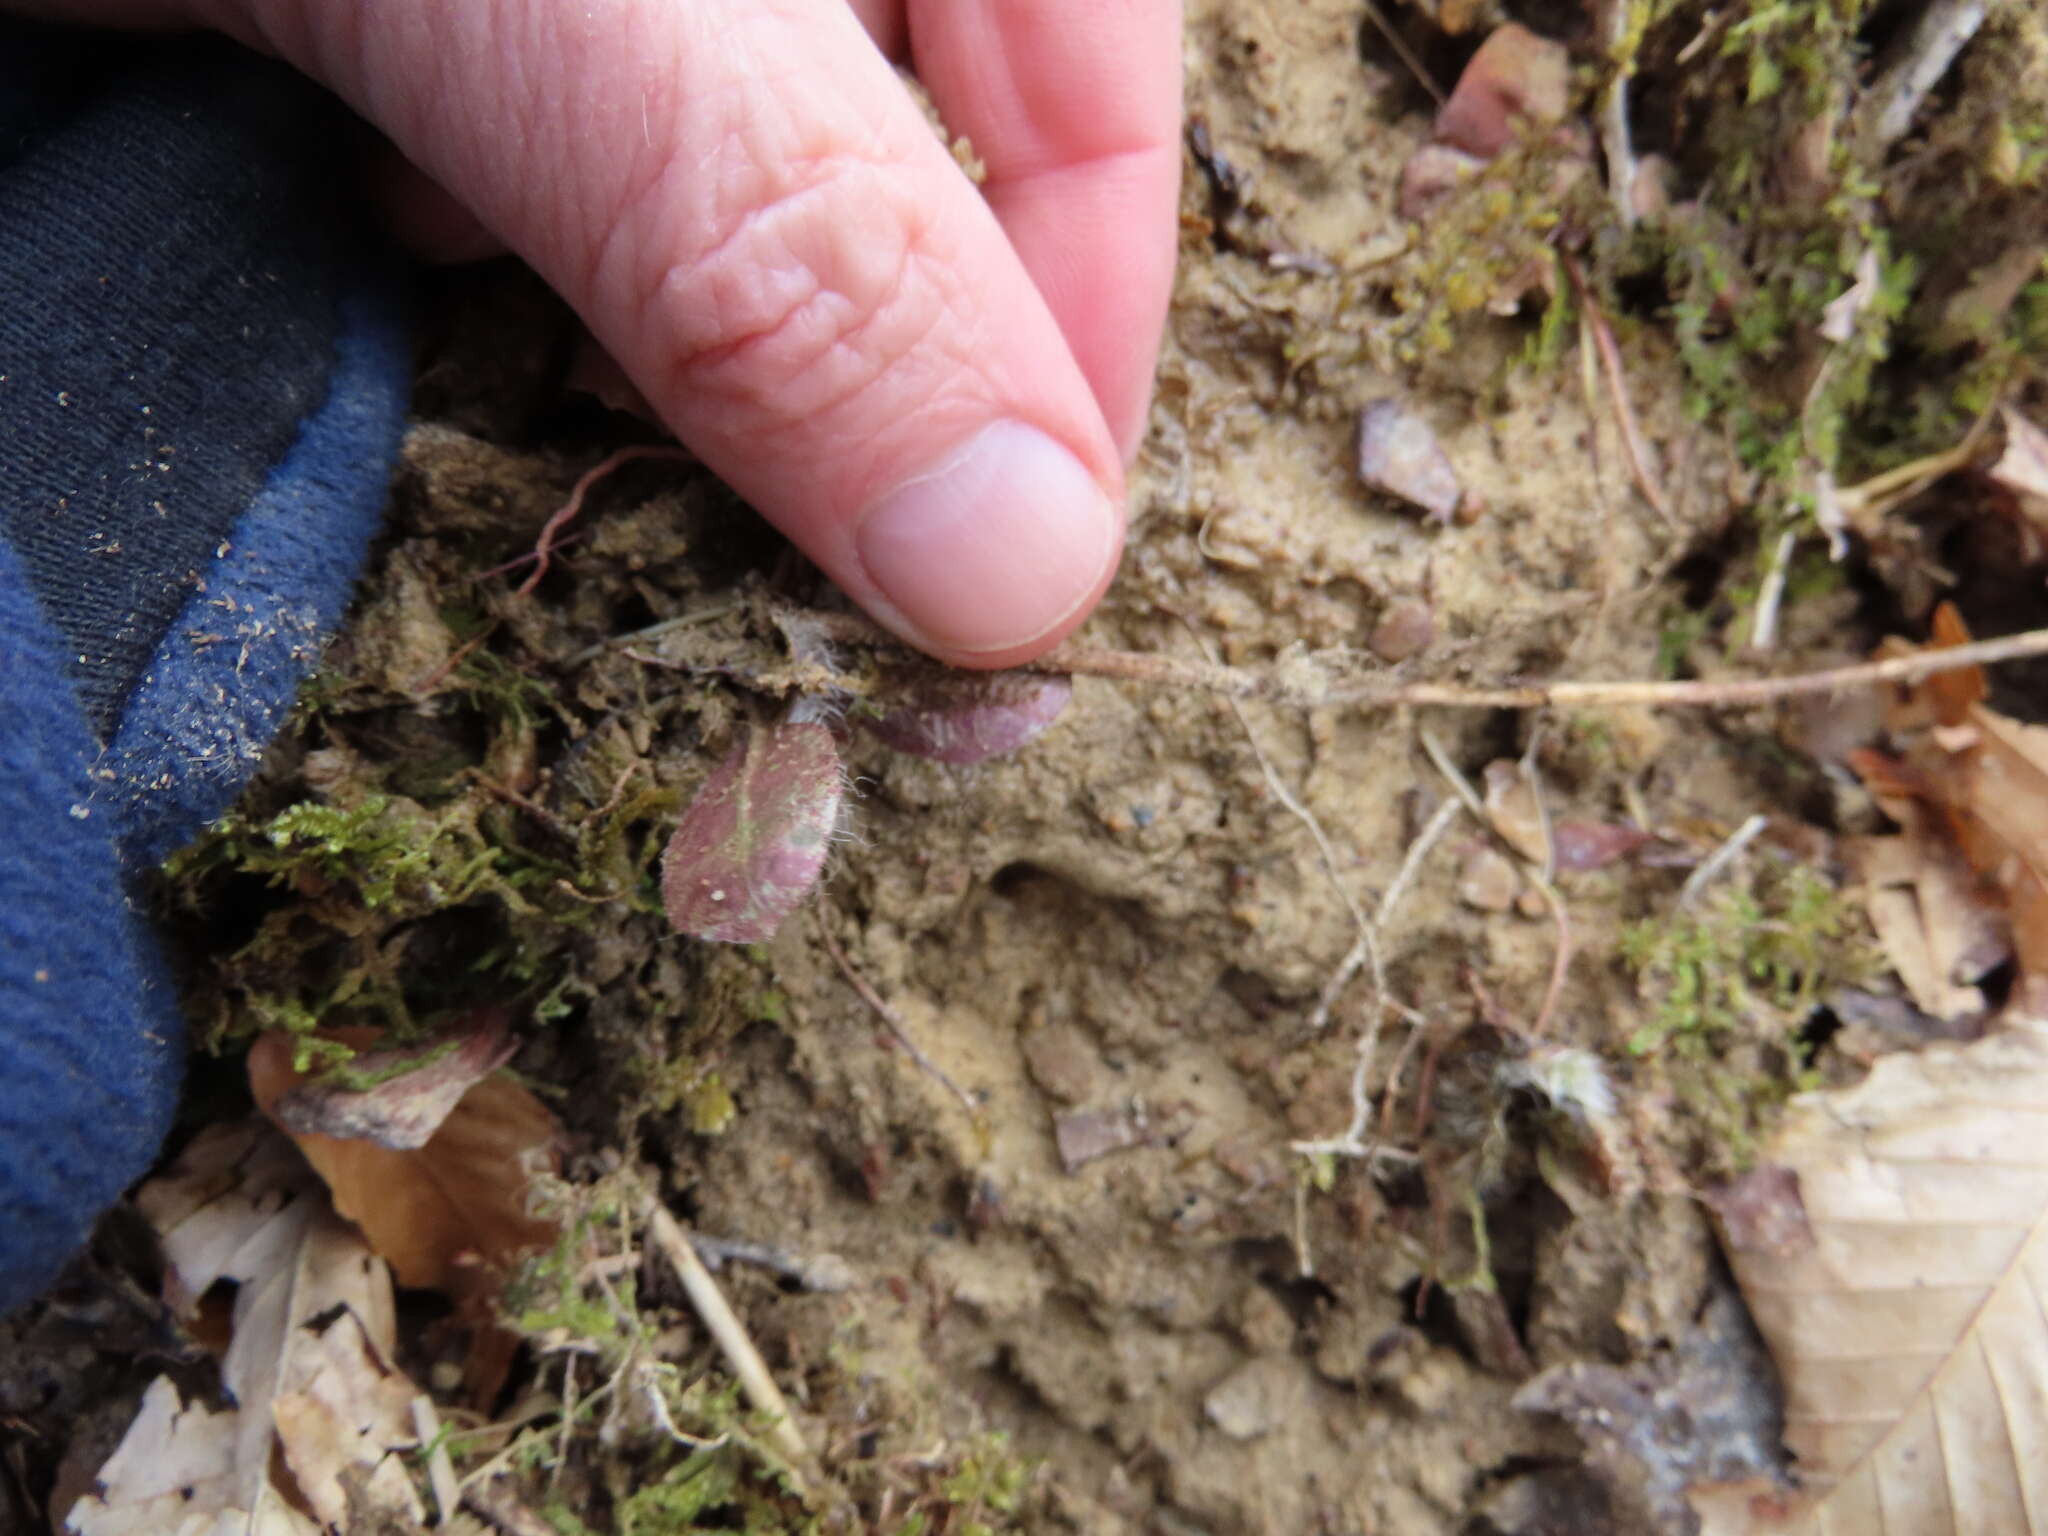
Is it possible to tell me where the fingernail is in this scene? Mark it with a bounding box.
[854,421,1120,657]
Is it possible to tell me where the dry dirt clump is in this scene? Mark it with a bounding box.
[10,0,2048,1532]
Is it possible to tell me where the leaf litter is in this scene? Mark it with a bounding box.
[66,1122,423,1536]
[64,1019,566,1535]
[1694,615,2048,1532]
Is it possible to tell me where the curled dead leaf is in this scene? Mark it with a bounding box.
[248,1029,560,1296]
[270,1007,516,1150]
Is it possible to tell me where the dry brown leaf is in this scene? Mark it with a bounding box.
[249,1025,562,1406]
[1844,828,2007,1023]
[68,1122,424,1536]
[1855,604,2048,984]
[248,1028,561,1294]
[1709,1016,2048,1533]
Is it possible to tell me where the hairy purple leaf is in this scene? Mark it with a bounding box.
[662,722,844,942]
[864,671,1072,765]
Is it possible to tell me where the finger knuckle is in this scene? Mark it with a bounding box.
[653,157,947,431]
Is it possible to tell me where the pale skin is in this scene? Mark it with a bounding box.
[16,0,1184,667]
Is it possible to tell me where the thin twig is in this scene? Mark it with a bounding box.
[1526,875,1575,1039]
[815,910,979,1117]
[1172,615,1385,1036]
[1678,812,1770,908]
[1359,0,1446,105]
[1750,529,1797,652]
[1597,0,1640,225]
[767,603,2048,713]
[577,761,643,828]
[1289,800,1457,1158]
[1214,662,1384,1031]
[517,445,696,595]
[412,1395,462,1526]
[1564,256,1674,526]
[1380,795,1469,931]
[1832,417,1992,524]
[691,1232,858,1293]
[644,1199,812,1475]
[1519,726,1558,886]
[1861,0,1987,151]
[1290,727,1468,1182]
[1377,1015,1427,1143]
[1290,1014,1426,1164]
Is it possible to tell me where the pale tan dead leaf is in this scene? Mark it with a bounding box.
[248,1028,561,1294]
[69,1122,424,1536]
[1990,405,2048,505]
[1844,829,2006,1022]
[1711,1016,2048,1533]
[271,1307,424,1529]
[63,1376,314,1536]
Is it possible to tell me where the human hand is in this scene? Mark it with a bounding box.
[34,0,1185,666]
[0,1,1180,1313]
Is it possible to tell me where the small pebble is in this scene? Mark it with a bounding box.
[1458,846,1521,913]
[1369,599,1435,662]
[1435,24,1571,160]
[1356,399,1462,522]
[1022,1022,1105,1105]
[1204,1357,1306,1441]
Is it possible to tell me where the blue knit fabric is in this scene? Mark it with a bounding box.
[0,27,411,1312]
[0,541,183,1310]
[101,294,409,869]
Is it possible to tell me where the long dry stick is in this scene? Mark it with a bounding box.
[644,1200,812,1475]
[771,604,2048,714]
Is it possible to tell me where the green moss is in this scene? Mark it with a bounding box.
[1620,859,1874,1165]
[317,1034,464,1092]
[1390,141,1596,362]
[933,1433,1034,1536]
[685,1073,738,1136]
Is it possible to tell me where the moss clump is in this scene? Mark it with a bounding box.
[1390,141,1601,362]
[1620,858,1873,1167]
[171,792,510,912]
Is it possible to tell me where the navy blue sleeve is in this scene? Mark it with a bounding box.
[0,25,412,1313]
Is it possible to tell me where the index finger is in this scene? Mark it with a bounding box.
[908,0,1182,459]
